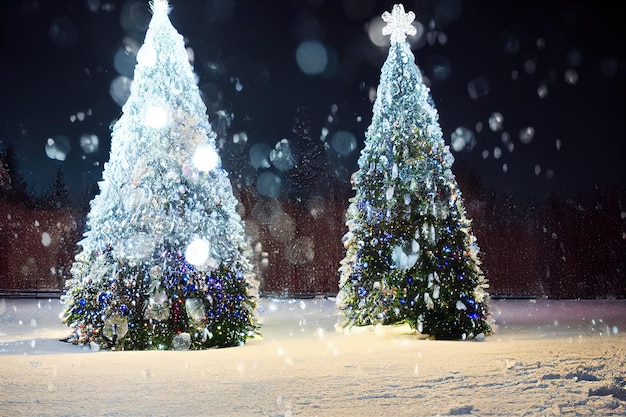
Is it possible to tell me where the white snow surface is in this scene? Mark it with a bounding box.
[1,297,625,416]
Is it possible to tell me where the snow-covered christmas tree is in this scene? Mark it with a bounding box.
[61,0,257,350]
[338,4,491,340]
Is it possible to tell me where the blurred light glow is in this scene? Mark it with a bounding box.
[45,135,71,161]
[523,59,536,74]
[249,143,272,169]
[192,144,220,172]
[256,171,282,198]
[295,40,328,75]
[270,139,295,171]
[467,76,490,100]
[489,112,504,132]
[450,127,476,152]
[41,232,52,247]
[80,134,99,154]
[519,127,535,144]
[109,75,132,106]
[114,46,137,77]
[331,130,357,155]
[428,55,451,81]
[537,84,548,98]
[49,16,78,48]
[120,0,151,35]
[564,69,578,85]
[233,132,248,144]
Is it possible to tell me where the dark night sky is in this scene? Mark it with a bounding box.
[0,0,624,201]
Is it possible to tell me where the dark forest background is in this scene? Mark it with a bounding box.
[2,116,624,299]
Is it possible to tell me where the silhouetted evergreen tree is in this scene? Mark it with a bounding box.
[288,106,334,199]
[43,167,71,209]
[0,145,28,202]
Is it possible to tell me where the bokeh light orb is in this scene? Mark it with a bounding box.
[249,143,272,169]
[488,112,504,132]
[256,171,282,198]
[270,139,295,171]
[519,126,535,144]
[109,75,132,106]
[120,0,151,35]
[114,46,137,77]
[80,134,99,154]
[450,127,476,152]
[49,16,78,48]
[45,135,71,161]
[295,40,328,75]
[331,130,357,155]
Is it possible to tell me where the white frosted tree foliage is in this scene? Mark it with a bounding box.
[62,0,257,350]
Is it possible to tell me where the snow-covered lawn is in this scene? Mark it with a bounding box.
[1,297,625,416]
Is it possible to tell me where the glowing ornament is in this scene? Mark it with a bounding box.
[424,292,434,310]
[185,238,210,266]
[103,314,128,343]
[145,291,170,321]
[192,144,220,172]
[144,106,168,129]
[172,332,191,350]
[391,239,420,270]
[201,327,213,342]
[146,299,170,321]
[185,298,205,322]
[386,186,395,201]
[382,4,417,44]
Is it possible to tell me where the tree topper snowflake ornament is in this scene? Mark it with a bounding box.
[382,4,417,44]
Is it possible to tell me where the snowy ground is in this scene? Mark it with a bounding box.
[1,297,625,416]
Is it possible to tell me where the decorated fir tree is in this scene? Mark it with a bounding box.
[338,4,491,340]
[61,0,257,350]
